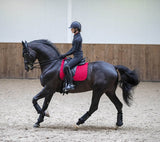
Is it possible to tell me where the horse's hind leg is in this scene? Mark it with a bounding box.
[105,92,123,126]
[76,89,103,126]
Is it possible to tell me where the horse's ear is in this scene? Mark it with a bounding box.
[22,41,25,48]
[22,40,28,48]
[25,40,28,48]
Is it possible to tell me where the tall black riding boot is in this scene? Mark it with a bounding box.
[64,66,75,91]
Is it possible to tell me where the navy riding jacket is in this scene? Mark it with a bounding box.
[64,33,83,58]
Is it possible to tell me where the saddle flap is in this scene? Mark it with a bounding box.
[60,59,88,81]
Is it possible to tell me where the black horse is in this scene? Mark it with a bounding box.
[22,40,139,128]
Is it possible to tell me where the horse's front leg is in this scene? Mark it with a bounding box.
[34,92,54,127]
[32,87,51,127]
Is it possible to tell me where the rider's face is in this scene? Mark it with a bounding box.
[71,28,75,33]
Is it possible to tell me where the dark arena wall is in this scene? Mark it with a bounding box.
[0,43,159,81]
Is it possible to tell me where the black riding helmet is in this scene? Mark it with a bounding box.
[69,21,81,32]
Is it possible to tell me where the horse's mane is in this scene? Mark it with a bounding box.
[29,39,60,56]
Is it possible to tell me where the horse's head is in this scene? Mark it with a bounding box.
[22,40,37,71]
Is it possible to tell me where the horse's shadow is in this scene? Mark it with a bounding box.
[39,124,142,132]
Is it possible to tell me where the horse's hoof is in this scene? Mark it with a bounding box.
[45,111,50,117]
[33,123,40,128]
[115,124,123,130]
[74,124,79,129]
[116,122,123,127]
[73,124,79,130]
[76,119,84,126]
[115,122,123,130]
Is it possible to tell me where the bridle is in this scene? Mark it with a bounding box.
[23,50,61,71]
[22,40,61,71]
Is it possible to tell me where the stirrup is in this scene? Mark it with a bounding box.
[63,84,75,92]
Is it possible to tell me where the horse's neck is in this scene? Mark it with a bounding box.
[35,47,59,72]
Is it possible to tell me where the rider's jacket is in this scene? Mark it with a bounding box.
[64,33,83,58]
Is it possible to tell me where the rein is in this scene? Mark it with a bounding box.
[31,57,60,69]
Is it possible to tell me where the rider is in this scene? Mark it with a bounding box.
[60,21,83,91]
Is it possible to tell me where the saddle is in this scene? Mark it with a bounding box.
[60,58,88,81]
[63,57,86,76]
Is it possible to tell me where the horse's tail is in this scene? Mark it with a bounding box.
[115,65,140,106]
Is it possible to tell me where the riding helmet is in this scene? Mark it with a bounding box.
[69,21,81,31]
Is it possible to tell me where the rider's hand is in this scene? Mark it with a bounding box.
[59,54,66,59]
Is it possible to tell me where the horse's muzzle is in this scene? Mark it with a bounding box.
[25,65,29,72]
[25,63,33,72]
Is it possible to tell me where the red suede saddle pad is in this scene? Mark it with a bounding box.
[60,59,88,81]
